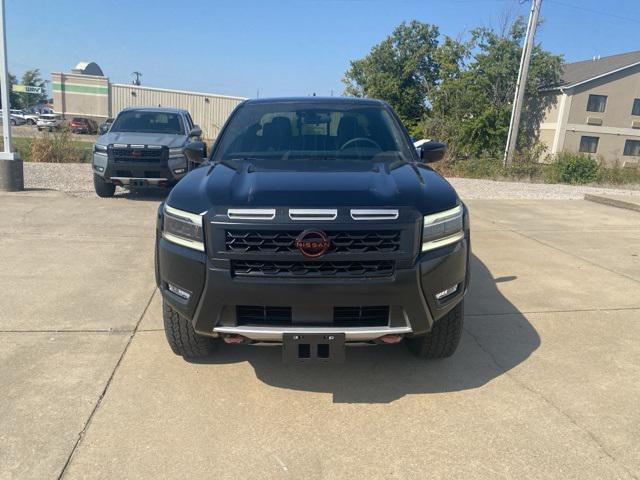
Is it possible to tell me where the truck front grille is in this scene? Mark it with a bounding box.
[333,306,389,327]
[236,306,292,326]
[231,260,394,278]
[226,230,401,254]
[236,305,389,327]
[109,147,165,163]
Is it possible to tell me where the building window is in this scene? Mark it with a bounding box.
[623,139,640,156]
[633,99,640,116]
[579,136,599,153]
[586,94,607,113]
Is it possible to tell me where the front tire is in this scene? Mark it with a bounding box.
[406,300,464,359]
[93,174,116,197]
[163,300,216,359]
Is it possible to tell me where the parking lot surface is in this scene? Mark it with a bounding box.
[1,190,639,479]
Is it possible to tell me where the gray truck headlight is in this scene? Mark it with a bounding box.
[169,147,184,158]
[162,204,205,251]
[94,144,107,155]
[422,205,464,252]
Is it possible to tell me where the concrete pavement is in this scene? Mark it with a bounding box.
[1,191,639,479]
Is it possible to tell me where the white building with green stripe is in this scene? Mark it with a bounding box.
[51,62,245,139]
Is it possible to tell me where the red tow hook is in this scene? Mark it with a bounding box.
[223,334,246,345]
[378,334,403,344]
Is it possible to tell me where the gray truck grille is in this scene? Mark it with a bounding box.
[110,147,165,163]
[226,230,401,254]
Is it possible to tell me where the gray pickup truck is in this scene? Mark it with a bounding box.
[91,107,203,197]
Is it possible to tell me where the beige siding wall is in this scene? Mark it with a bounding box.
[541,93,561,124]
[51,72,109,119]
[568,64,640,127]
[109,84,245,139]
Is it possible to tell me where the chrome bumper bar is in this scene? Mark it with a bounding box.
[111,177,168,185]
[213,325,413,342]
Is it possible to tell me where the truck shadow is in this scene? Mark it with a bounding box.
[193,254,540,403]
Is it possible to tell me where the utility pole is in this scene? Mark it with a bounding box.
[132,71,142,86]
[503,0,542,166]
[0,0,23,191]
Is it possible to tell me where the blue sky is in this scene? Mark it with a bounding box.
[6,0,640,99]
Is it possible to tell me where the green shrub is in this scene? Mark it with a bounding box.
[546,152,598,184]
[29,128,91,163]
[597,161,640,185]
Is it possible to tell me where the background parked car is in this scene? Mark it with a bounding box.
[11,109,40,125]
[36,114,64,131]
[69,117,97,134]
[0,111,27,126]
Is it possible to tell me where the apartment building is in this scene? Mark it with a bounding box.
[538,51,640,164]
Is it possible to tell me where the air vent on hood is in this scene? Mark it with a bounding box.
[350,209,399,221]
[289,209,337,221]
[227,209,276,220]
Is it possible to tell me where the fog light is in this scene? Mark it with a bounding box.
[94,165,104,172]
[435,284,458,300]
[167,283,191,300]
[173,168,186,174]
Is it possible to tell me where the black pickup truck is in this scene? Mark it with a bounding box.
[155,97,470,363]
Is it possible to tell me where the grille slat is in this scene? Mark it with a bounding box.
[232,260,394,277]
[109,146,165,163]
[226,230,401,254]
[236,306,292,326]
[333,306,390,327]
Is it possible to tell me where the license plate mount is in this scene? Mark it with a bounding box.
[282,333,345,363]
[129,179,148,188]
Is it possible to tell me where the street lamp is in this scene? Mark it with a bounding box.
[0,0,23,191]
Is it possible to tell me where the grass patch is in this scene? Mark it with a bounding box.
[0,132,93,163]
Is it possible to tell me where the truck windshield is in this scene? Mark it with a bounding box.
[110,111,184,135]
[214,102,414,162]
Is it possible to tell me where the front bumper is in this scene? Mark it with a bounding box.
[92,152,187,185]
[156,220,470,342]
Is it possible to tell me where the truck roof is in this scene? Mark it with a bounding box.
[243,97,386,107]
[118,106,190,115]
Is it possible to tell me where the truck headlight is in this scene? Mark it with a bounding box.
[422,205,464,252]
[162,204,205,251]
[94,144,107,155]
[169,147,184,158]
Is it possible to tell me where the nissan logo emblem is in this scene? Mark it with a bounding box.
[295,230,330,258]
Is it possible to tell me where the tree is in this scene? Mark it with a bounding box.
[19,69,47,110]
[342,21,440,129]
[0,72,23,109]
[425,18,562,159]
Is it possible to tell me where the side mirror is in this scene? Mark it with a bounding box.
[188,126,202,138]
[419,141,446,163]
[184,140,206,164]
[98,123,110,135]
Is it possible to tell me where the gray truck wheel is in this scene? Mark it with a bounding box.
[163,300,216,359]
[93,174,116,197]
[405,300,464,359]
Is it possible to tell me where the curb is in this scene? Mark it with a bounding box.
[584,194,640,213]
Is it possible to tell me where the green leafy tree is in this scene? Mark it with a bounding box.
[0,73,23,109]
[342,21,440,130]
[19,69,47,110]
[425,18,562,159]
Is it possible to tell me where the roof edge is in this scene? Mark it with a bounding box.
[541,60,640,92]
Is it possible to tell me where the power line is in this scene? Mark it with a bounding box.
[546,0,640,25]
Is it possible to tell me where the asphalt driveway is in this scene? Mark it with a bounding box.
[1,190,639,479]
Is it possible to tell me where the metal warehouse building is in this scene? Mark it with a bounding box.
[51,62,245,139]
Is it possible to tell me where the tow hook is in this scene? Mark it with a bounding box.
[376,334,403,344]
[223,334,247,345]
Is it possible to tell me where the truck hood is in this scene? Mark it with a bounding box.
[167,158,459,216]
[97,131,186,148]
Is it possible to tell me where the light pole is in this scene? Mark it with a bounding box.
[0,0,22,191]
[503,0,542,167]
